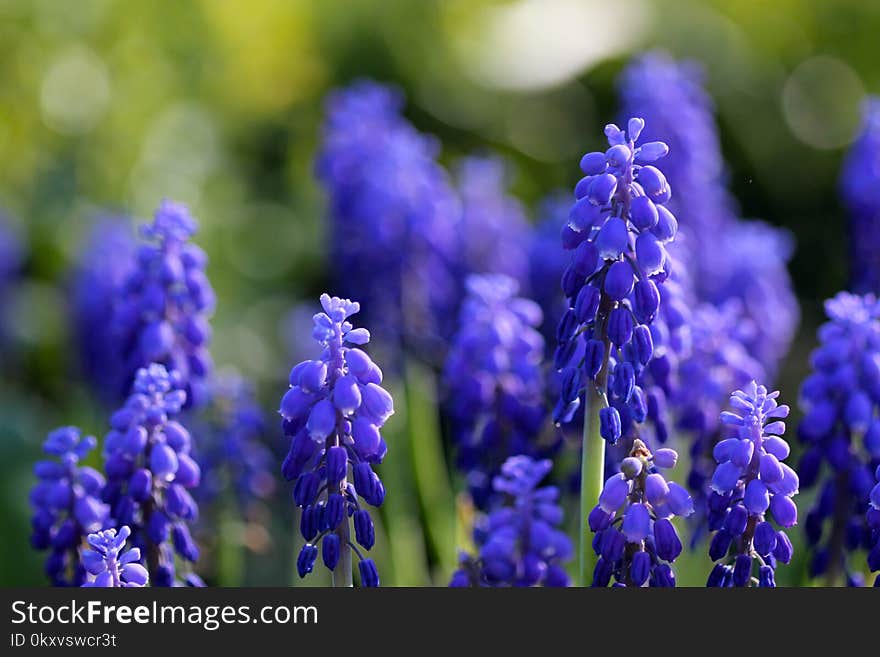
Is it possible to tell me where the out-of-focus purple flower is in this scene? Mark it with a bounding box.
[281,294,393,586]
[799,292,880,583]
[449,456,572,587]
[82,526,149,587]
[315,81,460,363]
[111,200,215,407]
[29,427,110,586]
[193,372,276,516]
[706,382,796,587]
[869,465,880,585]
[444,274,558,510]
[102,363,201,586]
[619,52,798,378]
[554,117,677,449]
[841,98,880,294]
[456,157,531,287]
[590,439,692,587]
[0,213,24,345]
[71,216,136,401]
[529,194,571,344]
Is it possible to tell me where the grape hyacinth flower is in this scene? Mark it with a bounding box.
[111,200,214,406]
[554,117,677,584]
[194,372,276,517]
[71,216,136,401]
[280,294,393,587]
[798,292,880,584]
[444,274,558,510]
[706,383,797,587]
[449,456,572,587]
[554,117,677,441]
[619,52,798,378]
[102,363,202,586]
[82,526,149,587]
[315,81,460,362]
[869,465,880,585]
[30,427,110,586]
[589,439,693,587]
[841,98,880,295]
[456,157,531,287]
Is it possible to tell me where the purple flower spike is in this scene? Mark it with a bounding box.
[706,383,797,587]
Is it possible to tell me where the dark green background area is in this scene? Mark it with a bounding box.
[1,0,878,586]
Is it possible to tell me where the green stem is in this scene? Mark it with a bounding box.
[579,384,605,587]
[332,518,353,587]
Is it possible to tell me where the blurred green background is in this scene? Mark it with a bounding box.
[1,0,879,586]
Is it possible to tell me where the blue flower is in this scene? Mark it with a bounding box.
[706,382,796,587]
[869,464,880,585]
[102,363,202,586]
[192,372,276,516]
[799,292,880,583]
[111,200,215,407]
[456,157,531,288]
[29,427,110,586]
[82,526,149,587]
[554,117,677,446]
[449,456,572,587]
[589,440,693,586]
[528,194,571,344]
[841,98,880,294]
[71,216,136,402]
[0,212,24,345]
[315,81,460,362]
[444,274,559,509]
[619,52,798,380]
[281,294,394,586]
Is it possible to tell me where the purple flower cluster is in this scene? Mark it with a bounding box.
[456,157,531,287]
[706,383,797,587]
[554,117,677,446]
[30,427,109,586]
[71,216,136,401]
[193,373,275,517]
[870,466,880,585]
[102,364,201,586]
[449,456,571,587]
[840,98,880,294]
[315,81,460,360]
[0,213,23,345]
[444,274,557,509]
[619,52,798,379]
[280,294,393,587]
[589,440,693,586]
[528,195,570,343]
[112,200,214,406]
[799,292,880,582]
[82,526,149,587]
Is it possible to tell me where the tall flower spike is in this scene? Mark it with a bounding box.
[444,274,559,510]
[449,456,572,587]
[111,200,215,406]
[29,427,109,586]
[555,117,677,443]
[589,440,693,586]
[315,81,460,362]
[456,157,531,287]
[71,216,136,401]
[619,52,798,379]
[841,98,880,295]
[102,363,201,586]
[706,382,797,587]
[798,292,880,584]
[82,526,149,587]
[280,294,394,587]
